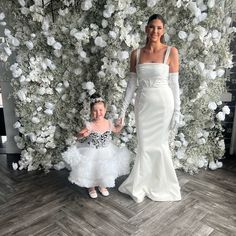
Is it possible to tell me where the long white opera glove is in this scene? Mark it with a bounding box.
[120,72,137,118]
[169,72,181,129]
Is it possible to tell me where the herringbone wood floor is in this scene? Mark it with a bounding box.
[0,154,235,236]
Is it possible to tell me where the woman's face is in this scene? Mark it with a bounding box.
[145,19,164,43]
[91,102,106,121]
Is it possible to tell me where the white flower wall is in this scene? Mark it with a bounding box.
[0,0,235,173]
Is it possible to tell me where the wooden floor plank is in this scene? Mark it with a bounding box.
[0,154,235,235]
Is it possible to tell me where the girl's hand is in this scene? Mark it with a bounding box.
[77,128,90,138]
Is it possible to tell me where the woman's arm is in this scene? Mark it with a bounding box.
[169,47,179,73]
[119,49,138,119]
[130,49,137,72]
[113,118,123,133]
[168,47,181,129]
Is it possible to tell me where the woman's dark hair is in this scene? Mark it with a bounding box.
[146,14,166,44]
[90,93,106,110]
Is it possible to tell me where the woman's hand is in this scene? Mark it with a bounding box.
[116,117,125,127]
[113,118,124,133]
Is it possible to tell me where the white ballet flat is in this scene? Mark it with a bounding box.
[98,187,109,197]
[88,189,97,199]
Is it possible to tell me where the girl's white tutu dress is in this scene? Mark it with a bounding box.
[62,120,130,188]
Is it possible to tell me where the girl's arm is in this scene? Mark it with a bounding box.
[77,127,90,138]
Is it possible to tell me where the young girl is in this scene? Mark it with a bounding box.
[62,93,130,199]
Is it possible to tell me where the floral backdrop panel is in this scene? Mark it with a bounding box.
[0,0,235,174]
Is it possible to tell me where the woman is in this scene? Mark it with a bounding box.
[118,14,181,203]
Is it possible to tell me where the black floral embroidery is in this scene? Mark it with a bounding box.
[80,131,112,149]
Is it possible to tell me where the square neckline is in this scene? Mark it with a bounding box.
[137,47,171,66]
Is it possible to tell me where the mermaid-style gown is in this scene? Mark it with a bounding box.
[118,47,181,203]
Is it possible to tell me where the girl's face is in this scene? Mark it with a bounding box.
[145,19,164,43]
[91,102,106,121]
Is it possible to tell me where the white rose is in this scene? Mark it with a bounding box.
[53,42,62,50]
[222,105,230,115]
[21,7,30,15]
[97,71,106,78]
[4,28,11,37]
[187,33,195,42]
[45,102,54,109]
[81,0,93,11]
[208,71,217,80]
[13,121,21,129]
[147,0,159,8]
[117,51,129,61]
[209,161,217,170]
[47,36,56,46]
[217,101,222,105]
[216,161,223,168]
[61,94,67,101]
[178,31,187,40]
[86,82,94,90]
[174,141,182,147]
[63,80,69,88]
[54,49,61,58]
[198,138,206,145]
[218,139,225,150]
[216,69,224,77]
[109,31,117,39]
[207,0,215,8]
[102,19,108,28]
[103,4,115,18]
[0,12,5,20]
[208,102,217,110]
[196,62,205,72]
[42,19,49,31]
[198,13,207,22]
[94,36,107,47]
[224,17,231,26]
[80,50,87,58]
[17,90,26,101]
[198,160,205,168]
[31,117,40,124]
[4,47,12,56]
[25,41,34,50]
[216,112,225,121]
[44,109,53,115]
[212,29,220,39]
[10,37,20,46]
[54,161,66,170]
[28,133,36,142]
[74,68,82,75]
[88,89,96,95]
[12,162,18,170]
[38,148,47,154]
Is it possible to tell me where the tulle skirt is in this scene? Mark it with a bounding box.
[62,142,131,188]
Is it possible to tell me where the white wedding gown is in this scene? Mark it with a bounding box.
[118,47,181,203]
